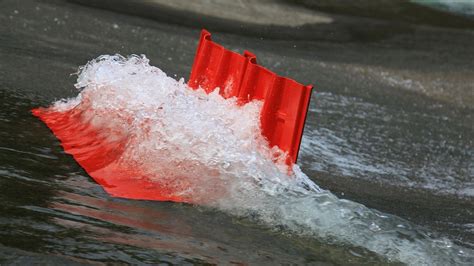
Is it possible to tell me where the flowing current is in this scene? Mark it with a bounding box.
[44,54,472,265]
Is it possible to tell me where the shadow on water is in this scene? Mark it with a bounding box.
[68,0,474,109]
[70,0,474,42]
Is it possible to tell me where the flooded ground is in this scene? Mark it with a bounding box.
[0,0,473,265]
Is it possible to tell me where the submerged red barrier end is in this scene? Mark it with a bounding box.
[189,29,312,165]
[31,108,189,203]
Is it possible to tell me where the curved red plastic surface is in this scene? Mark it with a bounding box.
[31,108,189,203]
[189,30,312,164]
[32,29,313,202]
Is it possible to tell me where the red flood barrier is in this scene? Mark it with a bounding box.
[189,30,312,165]
[31,29,313,203]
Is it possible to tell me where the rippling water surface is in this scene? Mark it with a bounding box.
[1,0,473,265]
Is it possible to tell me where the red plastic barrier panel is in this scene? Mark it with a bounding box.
[31,108,189,202]
[189,30,312,165]
[31,30,313,203]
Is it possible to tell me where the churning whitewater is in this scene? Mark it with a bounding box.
[41,55,471,265]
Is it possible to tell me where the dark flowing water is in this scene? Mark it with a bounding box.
[1,0,473,265]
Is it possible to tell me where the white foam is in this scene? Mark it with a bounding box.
[49,54,472,265]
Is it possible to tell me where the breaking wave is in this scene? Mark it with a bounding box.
[44,54,472,265]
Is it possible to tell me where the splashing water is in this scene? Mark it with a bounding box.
[41,55,472,265]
